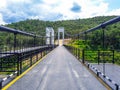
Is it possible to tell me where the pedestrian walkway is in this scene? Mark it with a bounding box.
[4,46,107,90]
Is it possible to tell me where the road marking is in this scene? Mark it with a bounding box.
[41,67,47,75]
[40,70,49,90]
[72,68,79,78]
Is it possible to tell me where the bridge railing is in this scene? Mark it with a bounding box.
[0,26,46,53]
[0,26,57,89]
[65,16,120,65]
[65,16,120,90]
[65,45,119,90]
[0,46,55,89]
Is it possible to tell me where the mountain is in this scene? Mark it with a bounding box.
[5,16,117,36]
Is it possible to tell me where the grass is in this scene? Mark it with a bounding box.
[69,40,120,65]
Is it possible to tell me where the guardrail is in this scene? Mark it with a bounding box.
[0,25,58,89]
[0,45,57,89]
[0,25,52,73]
[65,45,119,90]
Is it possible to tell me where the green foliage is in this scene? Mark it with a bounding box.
[115,51,120,65]
[84,50,98,63]
[71,39,120,65]
[4,16,116,36]
[72,40,90,49]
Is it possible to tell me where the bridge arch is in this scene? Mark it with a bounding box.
[58,27,64,45]
[46,27,54,45]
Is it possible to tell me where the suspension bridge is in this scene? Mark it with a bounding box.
[0,16,120,90]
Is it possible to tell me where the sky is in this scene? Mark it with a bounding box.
[0,0,120,25]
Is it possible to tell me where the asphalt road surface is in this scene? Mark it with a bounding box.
[8,46,107,90]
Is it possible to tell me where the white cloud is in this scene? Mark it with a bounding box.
[107,8,120,16]
[39,0,110,19]
[0,14,6,25]
[0,0,120,24]
[78,1,109,18]
[7,0,32,3]
[0,0,7,8]
[42,0,60,5]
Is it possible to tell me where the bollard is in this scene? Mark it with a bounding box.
[87,63,90,68]
[115,84,119,90]
[97,71,99,77]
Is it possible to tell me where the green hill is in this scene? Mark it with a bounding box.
[5,16,117,36]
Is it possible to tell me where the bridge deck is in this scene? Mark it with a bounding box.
[6,46,106,90]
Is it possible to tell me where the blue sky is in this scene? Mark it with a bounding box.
[71,3,81,13]
[0,0,120,25]
[104,0,120,10]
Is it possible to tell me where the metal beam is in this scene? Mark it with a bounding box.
[0,26,35,36]
[85,16,120,33]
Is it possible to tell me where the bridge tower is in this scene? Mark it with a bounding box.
[46,27,54,45]
[58,27,64,45]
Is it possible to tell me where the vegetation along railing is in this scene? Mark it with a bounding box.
[65,16,120,90]
[0,26,57,89]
